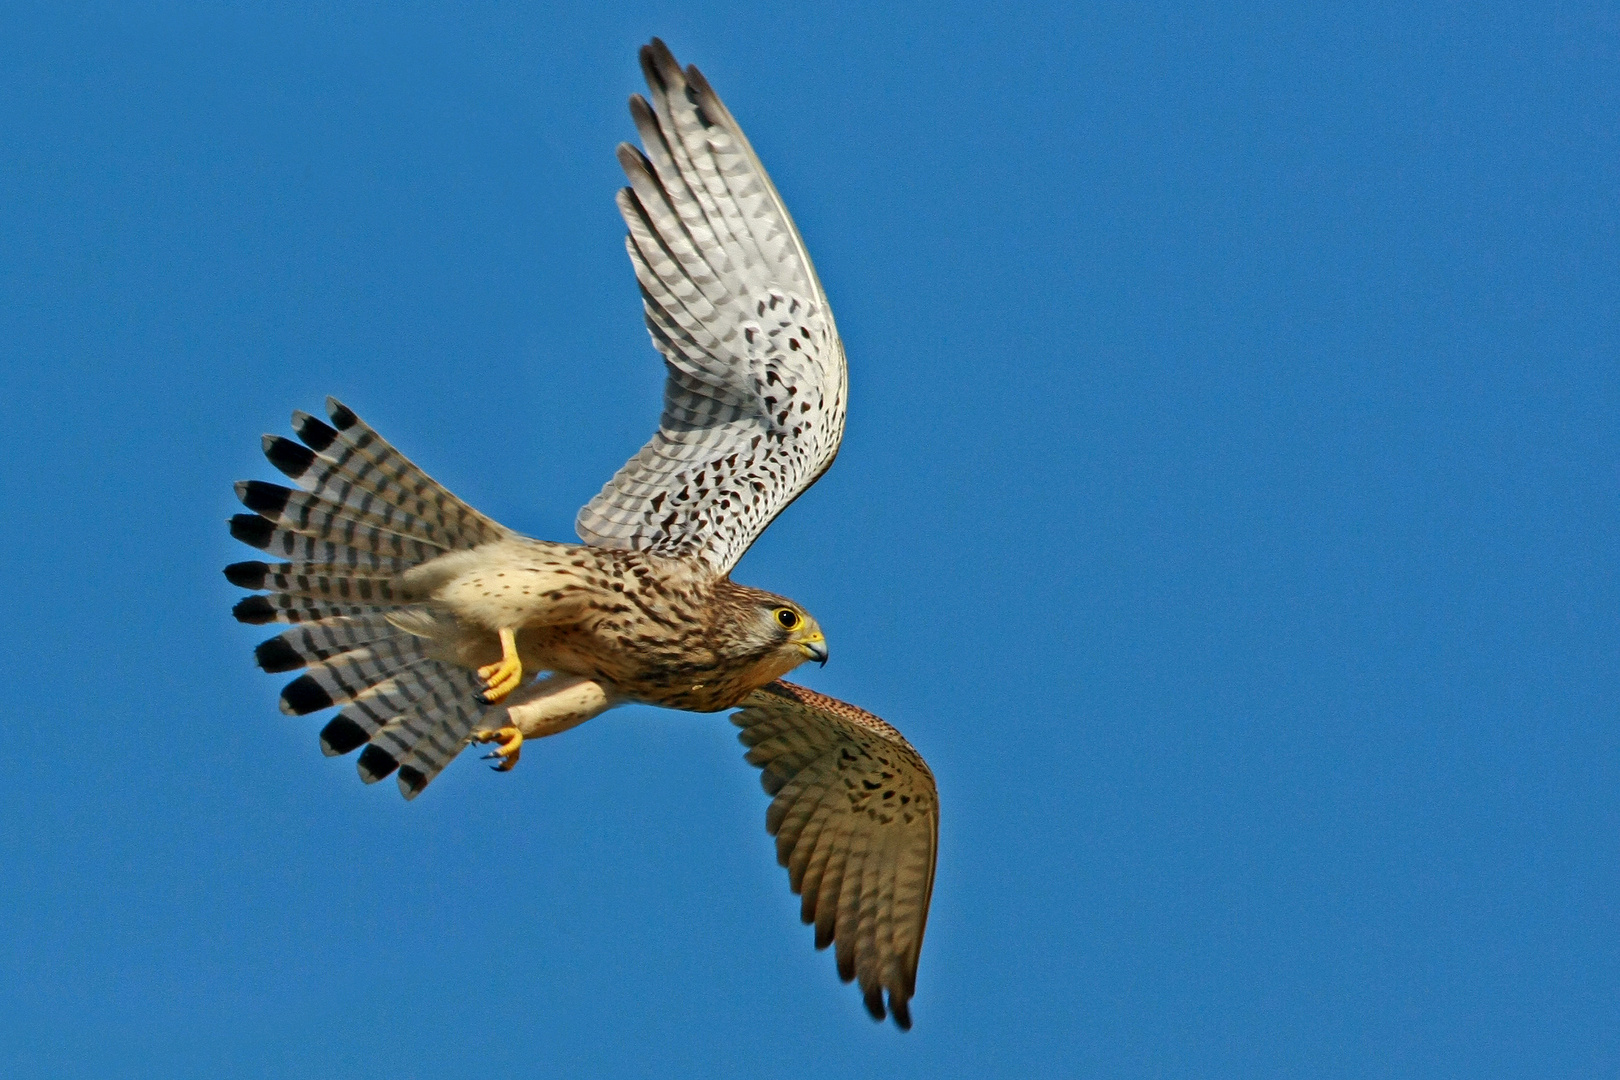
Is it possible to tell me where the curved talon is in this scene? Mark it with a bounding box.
[472,725,523,771]
[477,627,523,703]
[478,658,523,702]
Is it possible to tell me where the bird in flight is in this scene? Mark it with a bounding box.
[225,38,938,1029]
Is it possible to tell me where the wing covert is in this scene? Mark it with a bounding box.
[731,681,938,1029]
[577,38,847,575]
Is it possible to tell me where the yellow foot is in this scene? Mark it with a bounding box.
[471,725,524,771]
[477,626,523,703]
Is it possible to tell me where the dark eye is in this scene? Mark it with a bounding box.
[775,608,801,631]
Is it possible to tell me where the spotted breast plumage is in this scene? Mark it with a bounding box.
[224,39,938,1029]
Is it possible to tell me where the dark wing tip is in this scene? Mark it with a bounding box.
[837,952,856,983]
[292,411,339,453]
[357,744,398,783]
[325,397,358,430]
[229,513,275,550]
[641,38,680,91]
[889,996,913,1031]
[616,141,649,175]
[397,765,428,800]
[254,635,305,673]
[236,480,292,517]
[263,435,316,479]
[279,674,334,716]
[863,984,886,1023]
[223,561,268,589]
[319,716,369,757]
[231,595,277,624]
[684,64,715,102]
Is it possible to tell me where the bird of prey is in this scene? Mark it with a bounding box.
[224,39,938,1029]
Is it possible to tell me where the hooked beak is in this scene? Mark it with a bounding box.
[799,636,829,667]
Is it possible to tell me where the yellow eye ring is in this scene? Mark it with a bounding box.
[775,607,801,631]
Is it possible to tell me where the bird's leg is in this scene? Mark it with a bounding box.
[470,675,616,774]
[472,725,524,771]
[477,626,523,703]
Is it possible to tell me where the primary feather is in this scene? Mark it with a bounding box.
[576,38,848,575]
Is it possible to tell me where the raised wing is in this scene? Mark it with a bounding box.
[732,681,939,1029]
[576,39,847,575]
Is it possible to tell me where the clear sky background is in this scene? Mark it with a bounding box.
[2,2,1616,1077]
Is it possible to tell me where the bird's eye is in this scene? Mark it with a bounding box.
[775,607,801,631]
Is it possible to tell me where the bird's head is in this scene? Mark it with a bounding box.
[724,585,829,685]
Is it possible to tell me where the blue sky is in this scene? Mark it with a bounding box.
[2,2,1616,1076]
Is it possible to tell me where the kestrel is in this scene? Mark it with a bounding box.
[225,39,938,1028]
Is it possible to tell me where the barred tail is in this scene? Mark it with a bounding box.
[226,398,508,799]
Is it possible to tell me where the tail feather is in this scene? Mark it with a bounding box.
[337,662,490,798]
[231,593,387,626]
[316,659,439,754]
[228,398,506,799]
[229,513,414,569]
[226,560,413,604]
[398,697,486,798]
[253,615,403,673]
[282,398,509,552]
[277,641,436,716]
[324,660,480,747]
[233,481,448,564]
[262,435,477,552]
[356,666,489,798]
